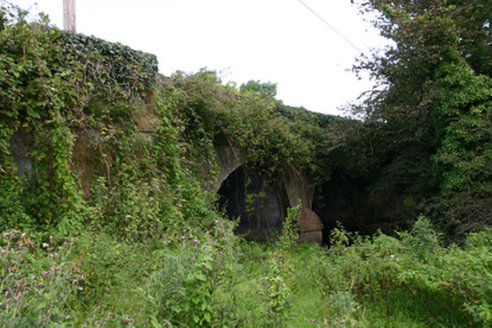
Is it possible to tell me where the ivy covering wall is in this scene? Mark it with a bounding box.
[0,4,338,239]
[0,1,489,241]
[0,3,491,327]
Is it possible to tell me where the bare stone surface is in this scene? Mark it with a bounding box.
[281,164,313,209]
[202,133,245,193]
[299,230,322,244]
[297,208,324,232]
[10,130,32,178]
[212,143,245,192]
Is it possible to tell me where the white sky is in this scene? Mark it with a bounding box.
[11,0,388,115]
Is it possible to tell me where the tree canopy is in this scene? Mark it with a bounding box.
[346,0,491,238]
[239,80,278,100]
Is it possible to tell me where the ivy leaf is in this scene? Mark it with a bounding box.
[26,106,40,119]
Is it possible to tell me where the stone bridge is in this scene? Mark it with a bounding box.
[11,129,325,243]
[207,135,324,243]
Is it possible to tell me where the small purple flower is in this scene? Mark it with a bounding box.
[218,251,223,256]
[29,275,35,280]
[341,319,346,323]
[312,319,316,323]
[7,267,11,273]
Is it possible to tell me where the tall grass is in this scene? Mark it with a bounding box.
[0,217,490,327]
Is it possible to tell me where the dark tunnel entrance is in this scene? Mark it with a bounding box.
[216,166,288,241]
[313,169,412,245]
[313,170,363,245]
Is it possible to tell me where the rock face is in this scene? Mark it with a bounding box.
[202,133,245,193]
[297,208,324,244]
[281,165,324,243]
[211,144,245,193]
[217,166,284,241]
[299,231,323,243]
[10,131,32,178]
[297,208,324,232]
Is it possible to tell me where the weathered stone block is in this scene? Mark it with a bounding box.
[297,208,323,232]
[299,230,322,244]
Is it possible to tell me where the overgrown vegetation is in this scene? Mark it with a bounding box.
[0,1,490,326]
[1,218,490,326]
[344,0,491,239]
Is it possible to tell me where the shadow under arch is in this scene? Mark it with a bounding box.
[216,165,289,241]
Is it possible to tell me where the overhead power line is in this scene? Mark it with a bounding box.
[297,0,364,54]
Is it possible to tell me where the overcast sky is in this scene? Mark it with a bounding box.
[11,0,388,115]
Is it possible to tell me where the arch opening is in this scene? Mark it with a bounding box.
[216,166,288,241]
[313,169,410,245]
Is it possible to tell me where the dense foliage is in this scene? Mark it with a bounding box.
[0,1,490,326]
[58,32,158,97]
[0,2,215,239]
[344,0,491,239]
[0,2,336,238]
[166,71,331,172]
[1,218,490,326]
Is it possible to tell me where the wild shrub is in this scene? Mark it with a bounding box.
[325,217,491,327]
[0,231,83,326]
[149,219,242,327]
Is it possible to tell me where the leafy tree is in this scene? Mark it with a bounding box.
[239,80,278,99]
[347,0,491,238]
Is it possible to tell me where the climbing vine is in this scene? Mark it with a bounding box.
[0,3,213,237]
[0,2,342,240]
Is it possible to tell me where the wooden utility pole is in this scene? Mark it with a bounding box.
[63,0,76,32]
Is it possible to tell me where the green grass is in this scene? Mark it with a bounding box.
[0,219,490,327]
